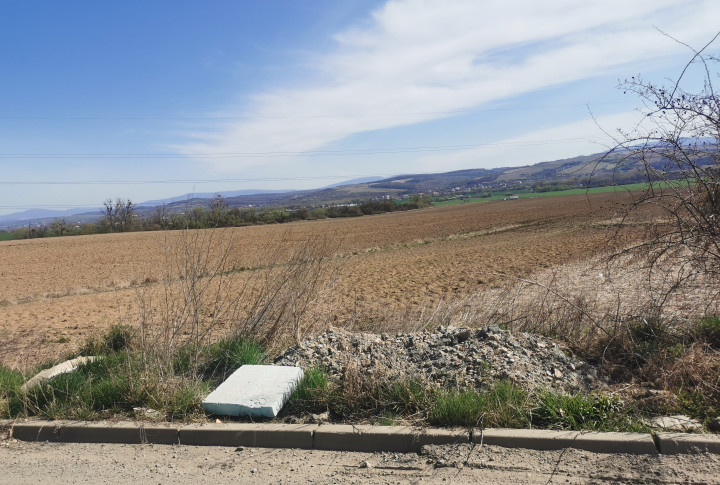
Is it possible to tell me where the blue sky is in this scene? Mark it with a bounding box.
[1,0,718,215]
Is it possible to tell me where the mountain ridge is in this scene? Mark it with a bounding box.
[2,144,715,229]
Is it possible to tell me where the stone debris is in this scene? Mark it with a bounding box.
[276,325,602,393]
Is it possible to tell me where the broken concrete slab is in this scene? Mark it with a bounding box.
[21,356,98,391]
[202,365,304,418]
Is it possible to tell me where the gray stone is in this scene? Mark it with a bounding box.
[133,407,164,420]
[650,415,703,432]
[202,365,304,418]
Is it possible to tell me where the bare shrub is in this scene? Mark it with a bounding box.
[238,233,341,351]
[600,33,720,303]
[134,227,340,375]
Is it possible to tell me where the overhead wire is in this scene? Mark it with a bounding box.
[0,100,632,121]
[0,136,611,160]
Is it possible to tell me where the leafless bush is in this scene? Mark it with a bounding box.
[134,227,340,374]
[600,33,720,302]
[237,233,341,351]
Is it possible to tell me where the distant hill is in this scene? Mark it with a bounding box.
[2,145,716,229]
[0,207,98,228]
[137,189,293,207]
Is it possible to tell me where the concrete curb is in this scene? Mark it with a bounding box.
[179,423,316,449]
[313,424,468,453]
[473,429,658,455]
[5,420,720,455]
[657,432,720,454]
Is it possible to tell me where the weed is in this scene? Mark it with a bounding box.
[532,392,646,432]
[697,315,720,348]
[429,381,530,428]
[284,367,333,415]
[0,366,23,418]
[81,324,135,355]
[377,413,400,426]
[675,389,720,425]
[199,336,266,382]
[381,378,429,417]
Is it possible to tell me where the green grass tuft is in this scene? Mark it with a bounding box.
[199,336,266,382]
[284,367,333,415]
[697,315,720,348]
[533,391,647,432]
[429,381,530,428]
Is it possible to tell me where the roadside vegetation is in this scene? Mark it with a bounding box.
[0,324,648,432]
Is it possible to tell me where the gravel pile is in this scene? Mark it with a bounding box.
[276,325,603,394]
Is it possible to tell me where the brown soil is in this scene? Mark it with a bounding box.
[0,193,642,369]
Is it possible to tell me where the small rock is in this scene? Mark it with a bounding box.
[132,407,164,420]
[650,415,703,432]
[455,329,471,343]
[251,467,258,474]
[309,411,329,424]
[360,461,373,469]
[708,417,720,432]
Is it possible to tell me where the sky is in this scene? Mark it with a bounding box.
[1,0,719,216]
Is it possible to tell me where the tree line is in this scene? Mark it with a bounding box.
[1,194,433,239]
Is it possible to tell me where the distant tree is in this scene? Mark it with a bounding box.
[49,218,68,237]
[208,195,229,227]
[99,198,135,232]
[149,204,170,230]
[409,193,433,208]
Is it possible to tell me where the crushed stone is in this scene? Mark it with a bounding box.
[275,325,604,393]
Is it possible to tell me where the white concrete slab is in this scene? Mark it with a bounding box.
[21,356,98,391]
[202,365,304,418]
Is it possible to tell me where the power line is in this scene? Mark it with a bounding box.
[0,175,396,185]
[0,136,610,160]
[0,205,98,209]
[0,101,632,121]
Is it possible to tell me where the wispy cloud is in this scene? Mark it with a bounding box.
[178,0,719,173]
[412,110,647,173]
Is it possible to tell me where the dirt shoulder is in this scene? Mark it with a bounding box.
[2,438,719,484]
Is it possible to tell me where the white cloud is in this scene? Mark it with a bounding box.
[177,0,720,173]
[411,110,647,173]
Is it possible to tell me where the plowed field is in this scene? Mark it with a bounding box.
[0,193,637,368]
